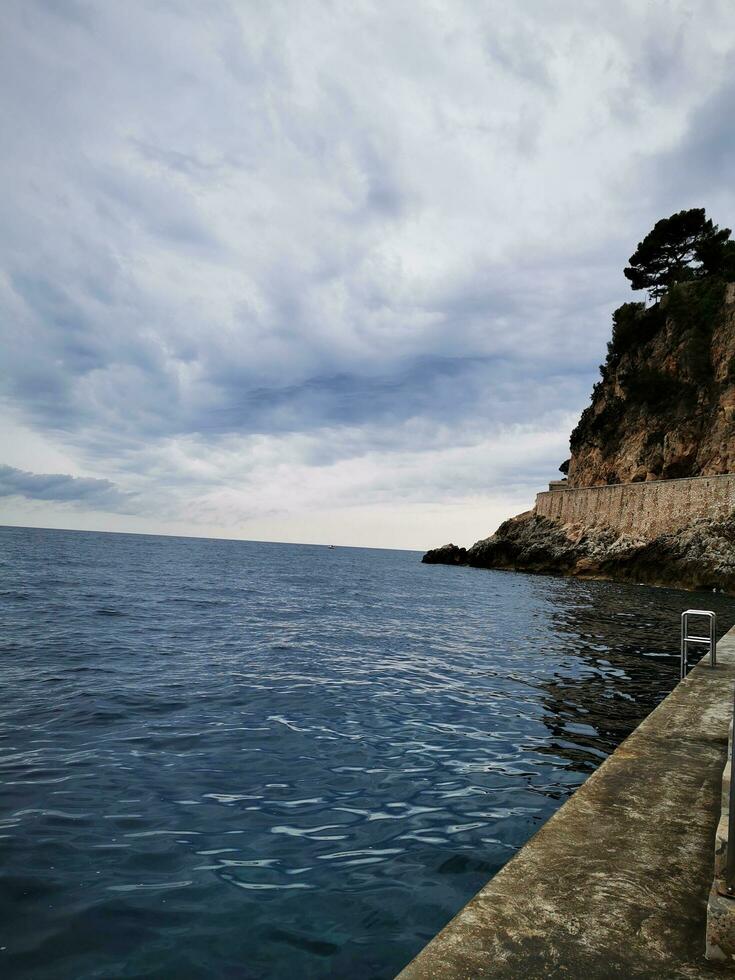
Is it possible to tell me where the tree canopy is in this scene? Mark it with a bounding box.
[624,208,732,300]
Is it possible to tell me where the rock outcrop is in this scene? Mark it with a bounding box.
[568,281,735,487]
[423,511,735,594]
[422,542,467,564]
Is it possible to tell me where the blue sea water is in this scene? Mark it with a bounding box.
[1,524,733,979]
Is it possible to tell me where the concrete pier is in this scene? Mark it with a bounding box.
[398,626,735,979]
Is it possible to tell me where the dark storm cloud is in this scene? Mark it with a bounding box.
[201,352,594,441]
[0,464,135,511]
[644,71,735,200]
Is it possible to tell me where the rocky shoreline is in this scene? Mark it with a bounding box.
[422,510,735,595]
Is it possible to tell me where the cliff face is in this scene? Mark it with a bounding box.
[568,281,735,488]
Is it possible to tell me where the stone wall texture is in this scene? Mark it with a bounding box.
[535,474,735,539]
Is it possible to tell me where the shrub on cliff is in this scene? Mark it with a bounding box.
[605,302,663,364]
[621,365,695,410]
[666,278,726,382]
[698,236,735,280]
[569,396,626,454]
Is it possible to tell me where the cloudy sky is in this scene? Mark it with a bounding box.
[1,0,734,550]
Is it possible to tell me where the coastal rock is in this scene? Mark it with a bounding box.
[424,511,735,595]
[422,542,467,564]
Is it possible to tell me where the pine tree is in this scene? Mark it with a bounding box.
[624,208,731,301]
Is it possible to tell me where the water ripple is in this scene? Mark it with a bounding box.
[1,525,733,979]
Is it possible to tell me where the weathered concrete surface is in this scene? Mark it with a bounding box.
[707,725,735,962]
[398,628,735,979]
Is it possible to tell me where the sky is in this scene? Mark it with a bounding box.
[2,0,735,550]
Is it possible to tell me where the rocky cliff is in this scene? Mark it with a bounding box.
[568,280,735,487]
[423,278,735,595]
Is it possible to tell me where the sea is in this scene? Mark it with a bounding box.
[1,524,733,979]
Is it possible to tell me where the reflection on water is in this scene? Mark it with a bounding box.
[536,578,721,773]
[0,526,733,980]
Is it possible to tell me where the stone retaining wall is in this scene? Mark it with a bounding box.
[535,474,735,539]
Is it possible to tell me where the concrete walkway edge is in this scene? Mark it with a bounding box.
[397,627,735,979]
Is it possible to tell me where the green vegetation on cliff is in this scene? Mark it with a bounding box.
[569,209,734,486]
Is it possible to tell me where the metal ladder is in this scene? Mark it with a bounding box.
[680,609,717,680]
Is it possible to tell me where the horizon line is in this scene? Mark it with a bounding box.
[0,521,423,554]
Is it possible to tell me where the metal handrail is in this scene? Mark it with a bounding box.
[680,609,717,680]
